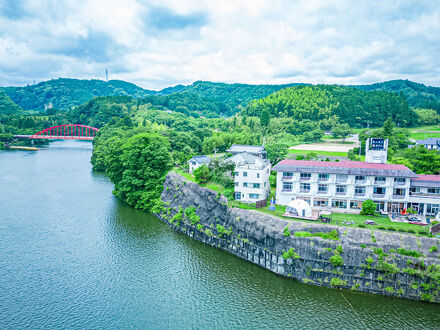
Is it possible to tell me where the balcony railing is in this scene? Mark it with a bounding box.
[372,193,385,198]
[394,181,406,186]
[300,177,311,181]
[335,192,346,195]
[336,179,348,183]
[317,177,329,182]
[282,189,293,192]
[409,192,440,198]
[355,192,366,196]
[317,190,328,194]
[355,179,366,184]
[299,190,310,194]
[282,176,293,180]
[374,180,386,185]
[392,194,405,199]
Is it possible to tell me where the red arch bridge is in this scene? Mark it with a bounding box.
[14,124,99,141]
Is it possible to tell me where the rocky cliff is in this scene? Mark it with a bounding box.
[155,172,440,303]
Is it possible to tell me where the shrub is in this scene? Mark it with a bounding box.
[429,245,438,253]
[194,165,211,184]
[184,206,201,225]
[396,248,425,258]
[330,277,347,287]
[407,229,416,233]
[421,293,433,302]
[418,230,429,236]
[385,286,394,293]
[330,255,344,267]
[377,261,399,274]
[216,224,231,237]
[365,256,374,269]
[421,283,430,291]
[361,199,376,215]
[377,226,386,230]
[283,226,291,237]
[358,223,366,228]
[360,244,367,249]
[387,227,396,231]
[197,224,205,231]
[282,248,300,260]
[336,245,343,254]
[294,230,339,241]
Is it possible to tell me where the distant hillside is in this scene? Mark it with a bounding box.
[245,85,416,127]
[1,78,156,111]
[353,80,440,111]
[0,90,23,114]
[140,81,306,117]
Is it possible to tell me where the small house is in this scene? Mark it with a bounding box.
[188,156,211,174]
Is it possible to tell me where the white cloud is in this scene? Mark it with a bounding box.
[0,0,439,89]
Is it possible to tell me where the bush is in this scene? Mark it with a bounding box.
[358,223,366,228]
[216,224,232,237]
[194,165,211,184]
[330,255,344,267]
[330,277,347,287]
[282,248,300,260]
[387,227,397,231]
[418,230,429,236]
[360,244,367,249]
[360,199,376,215]
[283,226,291,237]
[396,248,425,258]
[429,245,438,253]
[407,229,416,233]
[377,226,386,230]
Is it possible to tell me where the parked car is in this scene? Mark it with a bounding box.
[364,220,376,225]
[408,217,420,222]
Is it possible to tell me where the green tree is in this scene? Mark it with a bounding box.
[194,165,211,184]
[383,117,394,138]
[266,143,288,164]
[332,123,352,141]
[414,108,440,125]
[260,109,270,127]
[361,200,376,215]
[404,145,440,174]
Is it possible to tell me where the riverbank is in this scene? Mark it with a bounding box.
[156,172,440,303]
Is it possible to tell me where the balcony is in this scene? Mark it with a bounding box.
[409,192,440,198]
[392,194,405,199]
[372,193,385,198]
[300,177,311,181]
[374,180,386,185]
[355,192,366,197]
[335,192,346,196]
[394,181,406,186]
[317,190,328,194]
[282,188,293,192]
[355,179,366,184]
[299,190,310,194]
[336,179,348,184]
[317,177,329,182]
[282,176,293,181]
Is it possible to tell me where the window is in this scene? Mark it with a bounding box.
[302,197,311,205]
[300,173,311,180]
[350,201,362,210]
[253,183,260,188]
[373,187,386,195]
[257,173,260,178]
[235,171,239,176]
[394,177,406,184]
[234,182,238,187]
[264,182,267,187]
[282,182,293,192]
[427,204,440,215]
[318,184,328,193]
[318,173,329,181]
[300,183,310,193]
[355,175,366,183]
[374,201,385,211]
[393,188,405,196]
[374,176,386,184]
[428,188,440,194]
[313,198,328,207]
[243,172,248,177]
[336,185,347,195]
[243,182,248,187]
[282,172,293,179]
[249,193,259,199]
[355,186,366,195]
[336,174,348,183]
[332,199,347,209]
[235,192,241,200]
[410,187,421,194]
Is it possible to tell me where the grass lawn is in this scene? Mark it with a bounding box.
[173,168,226,194]
[287,149,348,157]
[409,132,440,140]
[410,125,440,132]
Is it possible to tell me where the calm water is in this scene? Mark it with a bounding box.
[0,141,439,329]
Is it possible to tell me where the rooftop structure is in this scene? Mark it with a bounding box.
[226,144,267,159]
[365,138,388,164]
[188,155,211,174]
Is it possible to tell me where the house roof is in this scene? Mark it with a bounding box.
[224,152,269,169]
[415,138,440,145]
[411,174,440,188]
[188,156,211,164]
[412,174,440,182]
[226,144,266,154]
[273,160,417,177]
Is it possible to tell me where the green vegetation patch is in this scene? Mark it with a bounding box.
[294,229,339,241]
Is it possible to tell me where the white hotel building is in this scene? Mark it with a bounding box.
[273,159,440,217]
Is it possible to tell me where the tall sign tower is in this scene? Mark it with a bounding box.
[365,138,388,163]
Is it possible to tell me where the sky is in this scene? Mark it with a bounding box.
[0,0,439,90]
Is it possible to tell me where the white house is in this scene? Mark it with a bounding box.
[224,152,271,203]
[272,159,440,217]
[188,156,211,174]
[408,138,440,150]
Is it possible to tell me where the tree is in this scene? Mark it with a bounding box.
[361,200,376,215]
[266,143,288,164]
[194,165,211,184]
[260,109,270,127]
[383,117,394,138]
[414,108,440,125]
[332,123,352,141]
[404,145,440,174]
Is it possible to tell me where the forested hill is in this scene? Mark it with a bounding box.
[244,85,416,127]
[1,78,157,111]
[0,90,23,114]
[353,80,440,111]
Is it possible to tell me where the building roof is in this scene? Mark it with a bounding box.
[273,159,418,177]
[412,174,440,182]
[415,138,440,145]
[188,155,211,164]
[226,144,266,154]
[410,174,440,188]
[224,152,269,169]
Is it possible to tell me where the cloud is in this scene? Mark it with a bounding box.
[0,0,440,89]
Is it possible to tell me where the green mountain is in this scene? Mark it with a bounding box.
[1,78,156,111]
[353,79,440,110]
[0,90,23,114]
[245,85,416,127]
